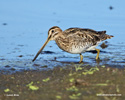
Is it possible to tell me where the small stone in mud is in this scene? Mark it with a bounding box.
[109,6,114,10]
[2,23,7,26]
[100,42,108,49]
[10,68,16,71]
[0,58,5,60]
[5,65,11,68]
[105,41,108,43]
[18,55,23,57]
[33,64,40,66]
[75,79,89,86]
[57,21,60,23]
[41,65,48,68]
[41,51,55,54]
[53,12,56,15]
[54,57,57,60]
[17,44,24,47]
[87,50,97,54]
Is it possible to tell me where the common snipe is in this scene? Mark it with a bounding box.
[32,26,113,63]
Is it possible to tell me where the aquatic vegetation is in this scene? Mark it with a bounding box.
[116,85,120,93]
[28,85,39,91]
[82,66,99,75]
[69,93,81,99]
[42,77,50,82]
[11,77,15,79]
[74,64,83,71]
[4,88,10,92]
[56,95,62,99]
[26,81,39,91]
[94,83,108,86]
[69,72,77,76]
[101,65,105,68]
[26,81,33,86]
[66,86,78,92]
[69,78,75,82]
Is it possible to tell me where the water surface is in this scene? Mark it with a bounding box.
[0,0,125,72]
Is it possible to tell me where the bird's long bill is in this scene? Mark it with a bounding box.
[32,36,51,62]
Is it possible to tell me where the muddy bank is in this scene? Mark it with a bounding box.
[0,64,125,100]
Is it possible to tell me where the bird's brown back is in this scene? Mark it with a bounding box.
[63,28,113,45]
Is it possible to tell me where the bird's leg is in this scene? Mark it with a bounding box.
[95,49,100,60]
[79,53,83,63]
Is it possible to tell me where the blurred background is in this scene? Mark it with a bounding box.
[0,0,125,70]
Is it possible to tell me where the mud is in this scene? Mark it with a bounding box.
[0,64,125,100]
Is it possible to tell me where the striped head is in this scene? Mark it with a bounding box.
[48,26,62,40]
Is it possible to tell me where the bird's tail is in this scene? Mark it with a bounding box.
[99,31,114,40]
[105,34,114,39]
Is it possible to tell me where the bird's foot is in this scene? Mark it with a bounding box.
[96,57,101,64]
[79,61,84,64]
[96,57,100,60]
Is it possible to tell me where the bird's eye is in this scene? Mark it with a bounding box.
[51,30,54,33]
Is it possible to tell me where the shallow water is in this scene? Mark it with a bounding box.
[0,0,125,72]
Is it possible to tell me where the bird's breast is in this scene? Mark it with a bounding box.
[68,44,92,54]
[55,36,95,54]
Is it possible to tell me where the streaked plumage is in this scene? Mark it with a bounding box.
[33,26,114,63]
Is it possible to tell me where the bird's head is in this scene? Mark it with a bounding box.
[48,26,62,40]
[32,26,62,61]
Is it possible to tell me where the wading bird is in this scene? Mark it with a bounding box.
[32,26,113,63]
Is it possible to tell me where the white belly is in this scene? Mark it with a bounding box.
[68,42,100,54]
[86,45,97,51]
[69,44,92,54]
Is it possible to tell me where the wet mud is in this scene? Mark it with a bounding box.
[0,64,125,100]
